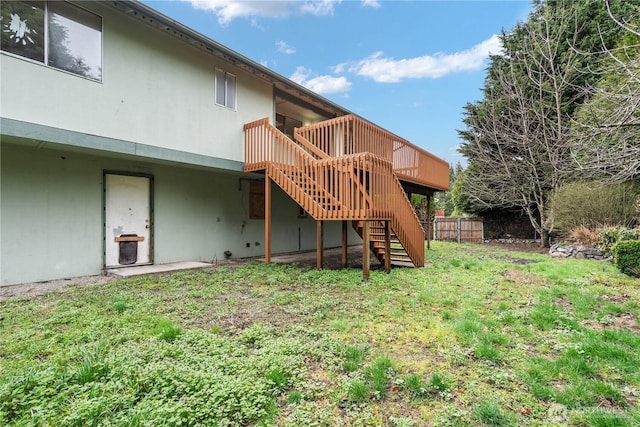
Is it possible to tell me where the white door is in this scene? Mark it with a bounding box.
[105,174,151,267]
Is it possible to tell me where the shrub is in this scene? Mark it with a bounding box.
[614,240,640,277]
[548,181,640,234]
[598,226,640,256]
[568,226,601,247]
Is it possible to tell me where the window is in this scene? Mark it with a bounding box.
[215,68,236,109]
[1,1,102,81]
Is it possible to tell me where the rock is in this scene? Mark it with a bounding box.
[548,243,605,260]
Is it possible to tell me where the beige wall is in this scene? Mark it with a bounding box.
[0,2,366,287]
[1,143,359,286]
[0,2,272,163]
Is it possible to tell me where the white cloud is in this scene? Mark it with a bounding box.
[299,0,342,16]
[361,0,381,8]
[290,66,351,94]
[349,34,502,82]
[276,40,296,54]
[331,62,347,73]
[184,0,341,24]
[185,1,290,24]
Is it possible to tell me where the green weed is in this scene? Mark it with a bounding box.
[403,373,425,397]
[427,372,451,393]
[75,345,108,384]
[529,302,561,330]
[340,344,367,372]
[287,390,303,404]
[347,379,369,402]
[365,355,394,397]
[472,400,515,426]
[1,241,638,425]
[572,409,639,427]
[153,318,182,342]
[266,366,289,390]
[111,295,129,313]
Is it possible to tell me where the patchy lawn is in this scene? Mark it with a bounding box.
[1,242,639,426]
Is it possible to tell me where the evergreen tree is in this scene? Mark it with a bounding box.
[457,0,636,246]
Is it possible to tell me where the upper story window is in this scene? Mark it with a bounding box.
[1,1,102,82]
[215,68,236,110]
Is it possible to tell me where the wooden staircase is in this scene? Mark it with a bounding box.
[244,117,426,269]
[352,220,415,267]
[270,164,342,216]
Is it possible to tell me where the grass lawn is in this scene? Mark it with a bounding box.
[1,242,639,426]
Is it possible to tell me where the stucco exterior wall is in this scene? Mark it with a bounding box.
[0,1,367,287]
[0,143,358,286]
[0,2,271,163]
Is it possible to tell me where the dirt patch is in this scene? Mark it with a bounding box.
[190,290,304,332]
[0,275,116,301]
[556,295,574,310]
[601,293,633,305]
[582,313,640,334]
[216,304,297,331]
[485,241,549,254]
[501,269,544,286]
[510,257,539,265]
[580,293,638,333]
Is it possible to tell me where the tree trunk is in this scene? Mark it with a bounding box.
[540,228,550,248]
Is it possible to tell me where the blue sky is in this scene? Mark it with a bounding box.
[144,0,532,165]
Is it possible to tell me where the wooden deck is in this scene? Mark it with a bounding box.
[244,116,449,276]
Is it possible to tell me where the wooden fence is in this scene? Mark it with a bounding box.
[432,217,484,243]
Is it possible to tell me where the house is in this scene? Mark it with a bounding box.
[0,0,449,286]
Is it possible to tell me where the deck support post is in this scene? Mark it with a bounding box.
[426,194,432,250]
[317,220,324,270]
[384,220,391,274]
[265,175,271,263]
[341,220,348,268]
[362,221,370,281]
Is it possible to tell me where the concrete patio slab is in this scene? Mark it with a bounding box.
[258,244,385,269]
[106,261,212,278]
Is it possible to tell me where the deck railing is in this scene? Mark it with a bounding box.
[294,114,449,191]
[245,118,390,220]
[244,118,424,266]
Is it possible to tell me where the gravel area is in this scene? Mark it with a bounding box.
[0,274,116,300]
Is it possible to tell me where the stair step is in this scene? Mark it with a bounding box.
[374,249,409,257]
[390,249,411,255]
[369,233,400,242]
[390,260,416,268]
